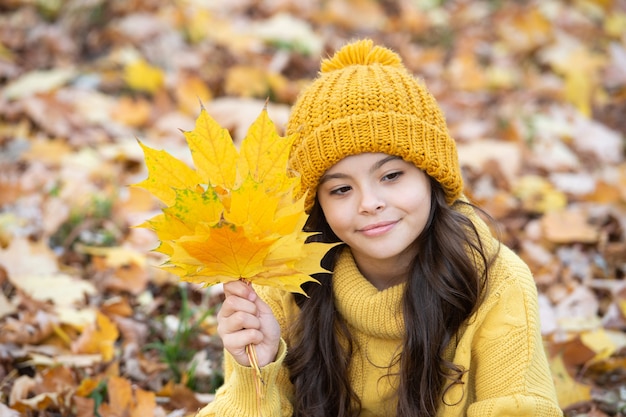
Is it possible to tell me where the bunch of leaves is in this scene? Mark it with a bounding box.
[133,104,332,294]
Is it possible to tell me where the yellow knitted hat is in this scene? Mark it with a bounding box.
[287,39,463,213]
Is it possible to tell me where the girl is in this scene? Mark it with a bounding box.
[197,39,563,417]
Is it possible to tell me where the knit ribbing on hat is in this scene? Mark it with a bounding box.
[287,39,463,212]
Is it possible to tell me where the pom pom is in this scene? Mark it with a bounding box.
[320,39,402,73]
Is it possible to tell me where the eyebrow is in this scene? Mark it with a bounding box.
[319,155,401,185]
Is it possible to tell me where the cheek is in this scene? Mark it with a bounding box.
[411,195,432,229]
[397,184,431,225]
[322,206,342,229]
[319,199,350,233]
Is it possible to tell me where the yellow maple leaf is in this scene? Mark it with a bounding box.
[183,109,238,190]
[236,108,296,187]
[549,353,592,409]
[548,47,606,117]
[226,176,280,237]
[134,141,203,206]
[98,375,158,417]
[123,58,165,94]
[164,187,223,228]
[134,106,335,296]
[71,311,119,362]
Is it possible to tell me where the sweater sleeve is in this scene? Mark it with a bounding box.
[195,338,293,417]
[465,247,563,417]
[195,285,297,417]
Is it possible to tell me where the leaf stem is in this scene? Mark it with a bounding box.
[246,343,264,417]
[242,278,264,417]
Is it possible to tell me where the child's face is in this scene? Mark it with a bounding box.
[317,153,431,281]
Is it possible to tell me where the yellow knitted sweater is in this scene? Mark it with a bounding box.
[196,207,563,417]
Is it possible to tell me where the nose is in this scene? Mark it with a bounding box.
[358,187,385,214]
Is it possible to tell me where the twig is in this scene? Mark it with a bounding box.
[242,279,264,417]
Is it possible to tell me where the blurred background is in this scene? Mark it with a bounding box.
[0,0,625,416]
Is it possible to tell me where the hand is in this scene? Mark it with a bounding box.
[217,280,281,368]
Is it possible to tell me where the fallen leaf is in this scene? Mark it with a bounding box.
[512,175,568,213]
[10,393,58,414]
[100,296,134,318]
[542,210,599,244]
[98,375,159,417]
[550,353,592,409]
[74,396,96,417]
[555,285,602,332]
[0,310,56,344]
[175,73,213,115]
[9,375,36,407]
[604,11,626,38]
[317,0,386,32]
[2,68,75,100]
[124,58,165,94]
[0,291,17,319]
[13,274,96,306]
[22,137,73,165]
[163,382,204,412]
[457,139,522,186]
[111,96,153,127]
[540,32,605,116]
[38,366,76,395]
[571,115,624,165]
[580,328,622,364]
[71,312,119,362]
[129,388,157,417]
[224,65,274,98]
[55,306,97,329]
[0,402,21,417]
[248,12,323,56]
[98,376,132,417]
[78,245,147,269]
[496,5,552,53]
[28,353,102,368]
[0,237,58,278]
[447,49,487,91]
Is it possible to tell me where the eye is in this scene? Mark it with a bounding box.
[330,185,352,196]
[382,171,403,182]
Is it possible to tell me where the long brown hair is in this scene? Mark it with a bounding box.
[285,177,495,417]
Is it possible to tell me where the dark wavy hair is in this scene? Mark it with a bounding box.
[285,177,497,417]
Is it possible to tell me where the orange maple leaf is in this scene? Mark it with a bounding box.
[98,375,158,417]
[71,312,119,362]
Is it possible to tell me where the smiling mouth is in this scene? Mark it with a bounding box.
[358,221,397,237]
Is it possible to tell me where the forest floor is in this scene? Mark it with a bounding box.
[0,0,626,416]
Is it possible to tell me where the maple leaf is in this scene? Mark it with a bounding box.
[134,106,335,296]
[71,312,119,362]
[183,109,238,191]
[98,375,158,417]
[123,58,165,94]
[134,142,203,206]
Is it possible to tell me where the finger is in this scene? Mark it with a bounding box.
[223,280,257,302]
[218,293,259,322]
[221,328,264,350]
[217,310,261,336]
[254,295,273,316]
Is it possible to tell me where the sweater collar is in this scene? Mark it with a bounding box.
[333,248,406,339]
[330,198,497,340]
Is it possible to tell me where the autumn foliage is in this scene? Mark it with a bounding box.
[134,107,332,294]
